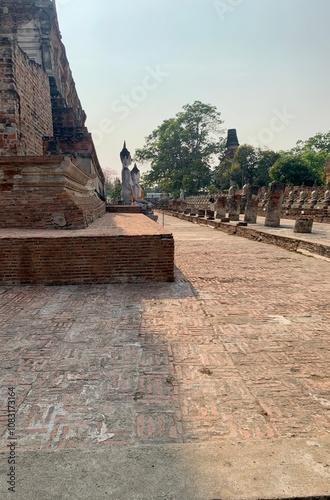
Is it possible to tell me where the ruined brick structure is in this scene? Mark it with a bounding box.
[0,0,105,228]
[225,129,239,158]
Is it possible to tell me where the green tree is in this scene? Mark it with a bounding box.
[295,131,330,153]
[269,156,316,186]
[231,145,258,186]
[135,101,225,196]
[290,131,330,185]
[215,145,279,188]
[110,179,122,202]
[103,168,119,197]
[299,150,328,184]
[254,149,281,186]
[213,157,233,191]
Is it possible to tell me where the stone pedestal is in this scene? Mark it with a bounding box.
[198,209,205,217]
[294,217,313,233]
[215,196,227,219]
[244,186,260,223]
[228,195,241,221]
[171,201,179,212]
[265,182,285,227]
[178,201,187,212]
[240,196,247,214]
[206,210,215,220]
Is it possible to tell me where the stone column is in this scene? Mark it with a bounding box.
[228,195,241,221]
[171,201,179,212]
[244,186,260,223]
[264,182,285,227]
[179,201,188,212]
[206,210,215,220]
[215,195,227,219]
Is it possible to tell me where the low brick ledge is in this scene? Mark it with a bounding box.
[166,212,330,260]
[0,214,174,285]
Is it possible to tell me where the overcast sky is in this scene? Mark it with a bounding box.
[55,0,330,177]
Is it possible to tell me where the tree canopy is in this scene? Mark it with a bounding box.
[294,131,330,154]
[269,156,316,186]
[214,146,280,189]
[135,101,225,197]
[136,108,330,197]
[289,132,330,184]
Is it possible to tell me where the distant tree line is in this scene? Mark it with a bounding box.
[132,102,330,198]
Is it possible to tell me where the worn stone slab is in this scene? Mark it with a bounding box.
[1,438,330,500]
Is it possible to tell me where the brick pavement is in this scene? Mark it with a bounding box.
[0,215,329,453]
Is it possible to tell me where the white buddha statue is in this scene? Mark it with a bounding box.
[120,141,132,204]
[131,164,143,204]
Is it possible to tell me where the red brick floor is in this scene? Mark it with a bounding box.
[0,215,329,451]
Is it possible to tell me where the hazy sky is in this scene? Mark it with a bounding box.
[55,0,330,177]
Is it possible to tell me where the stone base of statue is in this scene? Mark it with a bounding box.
[206,210,215,220]
[240,197,247,215]
[228,195,241,221]
[265,182,285,227]
[244,187,260,223]
[215,196,227,219]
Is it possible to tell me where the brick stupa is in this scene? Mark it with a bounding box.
[0,0,105,229]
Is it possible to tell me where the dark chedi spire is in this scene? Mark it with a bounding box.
[225,129,239,159]
[226,129,239,150]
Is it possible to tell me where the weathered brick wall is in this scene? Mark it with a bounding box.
[0,234,175,285]
[0,0,105,190]
[0,39,20,155]
[0,189,105,229]
[0,39,53,156]
[0,156,106,229]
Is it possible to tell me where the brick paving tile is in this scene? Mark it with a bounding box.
[0,215,329,451]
